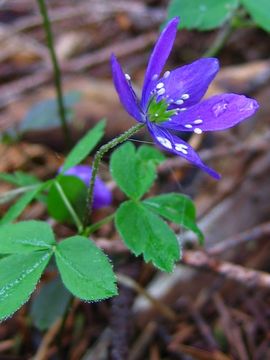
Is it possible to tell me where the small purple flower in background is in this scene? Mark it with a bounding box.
[63,165,112,209]
[111,17,259,179]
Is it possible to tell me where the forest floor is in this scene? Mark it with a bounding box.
[0,1,270,359]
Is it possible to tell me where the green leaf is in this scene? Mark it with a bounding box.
[55,236,117,301]
[137,145,165,165]
[0,171,40,187]
[30,276,71,331]
[0,220,56,254]
[0,250,52,320]
[167,0,238,30]
[61,120,106,172]
[0,185,42,225]
[240,0,270,32]
[110,142,163,200]
[47,176,87,224]
[20,91,81,132]
[143,193,204,244]
[115,201,180,272]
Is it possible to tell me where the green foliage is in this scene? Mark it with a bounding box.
[0,185,44,225]
[167,0,238,30]
[240,0,270,32]
[144,193,204,244]
[110,142,165,200]
[55,236,117,300]
[20,91,81,132]
[116,200,180,272]
[0,251,52,320]
[47,176,87,224]
[61,120,106,172]
[0,220,55,253]
[0,171,40,187]
[30,277,71,331]
[0,221,117,320]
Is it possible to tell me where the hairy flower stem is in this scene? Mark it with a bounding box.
[84,123,144,227]
[37,0,71,146]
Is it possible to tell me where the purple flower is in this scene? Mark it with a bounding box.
[62,165,112,210]
[111,17,259,179]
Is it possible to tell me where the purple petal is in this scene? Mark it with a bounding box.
[111,54,143,122]
[162,94,259,132]
[147,123,220,179]
[160,58,219,108]
[62,165,112,209]
[141,17,179,109]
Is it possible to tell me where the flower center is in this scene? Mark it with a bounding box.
[147,97,177,123]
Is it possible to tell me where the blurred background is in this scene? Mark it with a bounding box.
[0,0,270,359]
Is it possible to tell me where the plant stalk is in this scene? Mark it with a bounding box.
[84,123,144,226]
[37,0,71,146]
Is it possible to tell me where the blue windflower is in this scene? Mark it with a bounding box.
[111,17,259,179]
[61,165,112,209]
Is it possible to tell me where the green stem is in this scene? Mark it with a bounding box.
[203,20,234,58]
[55,181,83,233]
[84,213,115,236]
[37,0,71,146]
[84,123,144,226]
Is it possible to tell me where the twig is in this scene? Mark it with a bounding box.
[117,273,177,321]
[37,0,71,146]
[32,318,62,360]
[207,221,270,255]
[213,293,249,360]
[182,250,270,289]
[65,32,156,72]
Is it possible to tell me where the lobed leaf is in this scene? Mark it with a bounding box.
[167,0,238,30]
[143,193,204,244]
[110,142,164,200]
[240,0,270,32]
[0,220,56,254]
[55,236,117,301]
[0,250,52,320]
[115,200,180,272]
[30,276,71,331]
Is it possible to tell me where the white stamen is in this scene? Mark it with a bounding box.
[180,108,187,111]
[156,82,164,89]
[175,99,184,105]
[157,88,166,96]
[184,124,192,129]
[152,74,158,81]
[175,143,188,154]
[125,73,131,81]
[163,70,170,78]
[194,128,202,134]
[194,119,203,124]
[156,136,172,149]
[181,93,190,100]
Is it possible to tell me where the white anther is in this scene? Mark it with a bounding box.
[184,124,192,129]
[194,119,203,124]
[175,99,184,105]
[175,143,188,154]
[181,93,190,100]
[156,82,164,89]
[194,128,203,134]
[163,71,170,78]
[125,73,131,81]
[157,88,166,96]
[156,136,172,149]
[180,108,187,111]
[152,74,158,81]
